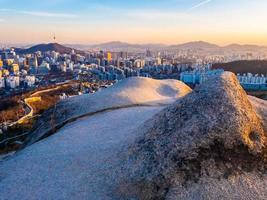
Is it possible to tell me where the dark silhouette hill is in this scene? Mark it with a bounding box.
[212,60,267,74]
[14,43,85,55]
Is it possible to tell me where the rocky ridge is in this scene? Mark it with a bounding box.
[23,77,191,147]
[119,72,267,200]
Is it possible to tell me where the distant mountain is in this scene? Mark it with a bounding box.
[69,41,220,52]
[212,60,267,74]
[91,41,135,49]
[89,41,218,51]
[14,43,85,55]
[223,44,267,51]
[86,41,266,52]
[89,41,166,51]
[167,41,267,53]
[169,41,220,50]
[14,41,267,54]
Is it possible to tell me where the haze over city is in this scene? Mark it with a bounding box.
[1,0,267,45]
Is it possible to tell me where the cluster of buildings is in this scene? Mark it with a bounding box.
[0,49,36,90]
[0,46,204,94]
[237,73,267,90]
[180,69,267,91]
[0,48,79,93]
[80,64,139,81]
[77,63,210,82]
[0,45,266,96]
[180,69,224,85]
[141,63,212,79]
[75,49,214,81]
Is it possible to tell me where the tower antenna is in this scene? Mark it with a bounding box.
[53,33,56,42]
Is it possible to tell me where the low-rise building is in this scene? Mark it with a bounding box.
[6,76,20,89]
[237,73,267,90]
[25,75,36,87]
[0,77,5,88]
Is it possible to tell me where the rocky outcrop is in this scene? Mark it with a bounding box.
[23,77,191,147]
[2,72,267,199]
[119,72,267,199]
[249,95,267,133]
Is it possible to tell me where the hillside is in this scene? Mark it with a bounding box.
[169,41,220,50]
[213,60,267,74]
[14,43,85,55]
[0,75,266,199]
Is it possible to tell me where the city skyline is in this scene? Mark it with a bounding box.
[0,0,267,45]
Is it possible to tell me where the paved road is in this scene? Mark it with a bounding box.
[8,86,62,127]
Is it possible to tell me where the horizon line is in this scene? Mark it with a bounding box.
[1,40,266,48]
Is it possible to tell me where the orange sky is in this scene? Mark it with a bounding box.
[1,0,267,45]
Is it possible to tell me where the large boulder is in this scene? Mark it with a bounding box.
[23,77,191,147]
[119,72,267,200]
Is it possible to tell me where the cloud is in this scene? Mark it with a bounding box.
[188,0,212,11]
[19,11,78,18]
[125,9,191,21]
[0,8,78,19]
[0,19,5,22]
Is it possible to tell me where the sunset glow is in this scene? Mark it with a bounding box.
[0,0,267,45]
